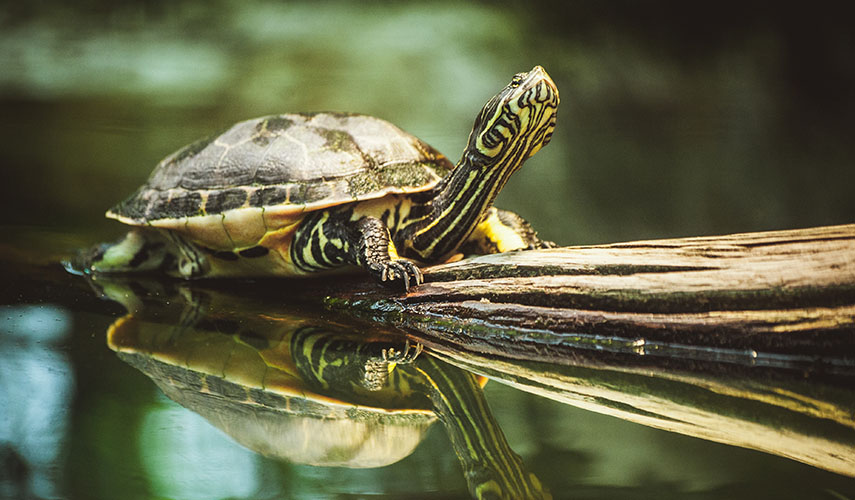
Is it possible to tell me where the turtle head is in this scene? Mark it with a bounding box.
[467,65,559,167]
[391,66,559,261]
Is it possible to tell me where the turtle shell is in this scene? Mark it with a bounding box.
[107,305,438,468]
[107,112,453,248]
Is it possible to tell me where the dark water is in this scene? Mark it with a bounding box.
[2,2,855,499]
[3,237,854,500]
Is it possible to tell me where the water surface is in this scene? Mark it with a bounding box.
[2,2,855,498]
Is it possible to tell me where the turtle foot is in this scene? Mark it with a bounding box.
[375,259,424,292]
[361,340,423,391]
[382,339,423,365]
[531,239,558,249]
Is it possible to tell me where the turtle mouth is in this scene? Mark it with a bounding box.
[513,65,559,109]
[524,66,558,94]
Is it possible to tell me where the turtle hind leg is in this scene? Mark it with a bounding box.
[461,207,556,255]
[159,230,210,278]
[82,228,175,275]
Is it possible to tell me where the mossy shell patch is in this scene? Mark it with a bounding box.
[108,112,453,225]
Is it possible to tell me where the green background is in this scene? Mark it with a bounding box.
[1,1,854,499]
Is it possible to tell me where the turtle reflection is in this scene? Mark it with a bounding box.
[98,277,550,500]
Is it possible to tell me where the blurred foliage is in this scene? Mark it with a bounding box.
[1,4,854,496]
[1,0,853,245]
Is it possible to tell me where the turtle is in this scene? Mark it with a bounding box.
[86,65,559,291]
[103,277,551,499]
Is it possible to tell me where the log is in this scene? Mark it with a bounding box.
[27,222,855,477]
[316,223,855,477]
[323,223,855,367]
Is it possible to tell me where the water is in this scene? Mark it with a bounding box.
[3,244,853,499]
[2,2,855,499]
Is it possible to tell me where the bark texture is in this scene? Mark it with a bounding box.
[320,223,855,477]
[325,223,855,368]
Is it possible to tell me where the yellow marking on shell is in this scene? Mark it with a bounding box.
[125,214,184,230]
[198,191,211,215]
[185,335,238,375]
[205,244,297,278]
[104,315,135,353]
[181,213,233,249]
[476,210,527,252]
[260,206,269,233]
[110,181,435,228]
[220,213,236,248]
[222,207,267,248]
[262,203,309,231]
[259,363,306,393]
[254,334,300,376]
[241,187,256,209]
[213,120,278,170]
[220,339,272,387]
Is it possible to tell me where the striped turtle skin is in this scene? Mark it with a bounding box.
[88,66,559,291]
[104,278,550,498]
[108,113,452,248]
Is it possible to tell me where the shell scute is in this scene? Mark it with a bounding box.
[204,188,251,215]
[250,186,291,207]
[108,112,453,235]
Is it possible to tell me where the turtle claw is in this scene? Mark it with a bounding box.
[382,340,423,365]
[377,259,423,292]
[362,340,423,390]
[534,239,559,249]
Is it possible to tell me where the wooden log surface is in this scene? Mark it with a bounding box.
[323,223,855,369]
[317,223,855,476]
[9,222,853,477]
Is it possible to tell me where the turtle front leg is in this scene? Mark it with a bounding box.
[291,210,423,291]
[461,207,557,255]
[347,217,424,292]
